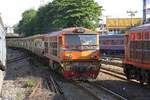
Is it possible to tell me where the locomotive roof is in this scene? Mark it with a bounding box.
[44,27,97,36]
[12,27,97,40]
[129,23,150,32]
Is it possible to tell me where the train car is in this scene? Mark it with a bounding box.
[123,24,150,84]
[99,34,125,58]
[7,27,101,79]
[0,16,6,70]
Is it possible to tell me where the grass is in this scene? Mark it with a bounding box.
[25,79,36,88]
[16,90,25,100]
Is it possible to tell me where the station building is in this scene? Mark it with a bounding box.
[106,18,142,34]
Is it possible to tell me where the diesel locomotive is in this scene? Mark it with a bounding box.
[7,27,101,79]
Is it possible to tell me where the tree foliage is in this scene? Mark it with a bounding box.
[14,9,37,36]
[14,0,102,36]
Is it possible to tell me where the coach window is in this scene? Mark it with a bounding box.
[59,37,62,46]
[145,41,148,50]
[148,41,150,49]
[136,32,141,40]
[143,40,146,50]
[44,42,48,53]
[101,41,104,45]
[131,41,133,49]
[144,32,149,40]
[102,41,106,45]
[111,40,115,45]
[121,40,124,44]
[107,40,111,45]
[132,41,136,49]
[35,42,37,47]
[130,33,133,40]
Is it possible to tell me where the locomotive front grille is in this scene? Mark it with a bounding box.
[64,62,99,72]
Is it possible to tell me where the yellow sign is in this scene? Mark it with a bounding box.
[106,18,142,28]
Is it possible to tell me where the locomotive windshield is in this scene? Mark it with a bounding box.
[65,34,97,46]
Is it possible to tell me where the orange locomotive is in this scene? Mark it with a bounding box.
[123,24,150,84]
[7,27,101,79]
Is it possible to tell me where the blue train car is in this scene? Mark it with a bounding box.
[0,16,6,70]
[99,34,125,58]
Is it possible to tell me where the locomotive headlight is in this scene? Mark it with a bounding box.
[91,55,97,59]
[65,53,72,59]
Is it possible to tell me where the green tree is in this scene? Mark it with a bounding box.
[51,0,102,30]
[15,9,37,36]
[15,0,102,36]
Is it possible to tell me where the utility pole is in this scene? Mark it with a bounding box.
[143,0,146,24]
[127,11,137,27]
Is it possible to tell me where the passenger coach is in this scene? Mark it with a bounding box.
[123,24,150,84]
[7,27,101,79]
[99,34,125,58]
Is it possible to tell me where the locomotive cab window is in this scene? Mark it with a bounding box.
[65,34,97,47]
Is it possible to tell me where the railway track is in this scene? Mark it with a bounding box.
[71,80,100,100]
[98,63,150,99]
[28,76,65,99]
[101,66,124,75]
[100,63,150,87]
[29,57,66,99]
[101,58,123,68]
[46,75,64,96]
[100,68,126,81]
[87,81,127,100]
[8,54,127,99]
[7,55,28,63]
[71,80,127,100]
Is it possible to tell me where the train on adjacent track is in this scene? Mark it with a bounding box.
[0,16,6,71]
[99,34,125,58]
[123,24,150,84]
[7,27,101,79]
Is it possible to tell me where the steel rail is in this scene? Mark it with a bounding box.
[46,74,66,100]
[101,59,122,68]
[100,68,126,80]
[87,82,127,100]
[71,80,101,100]
[101,66,124,76]
[7,56,27,63]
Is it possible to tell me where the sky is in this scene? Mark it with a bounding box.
[0,0,143,26]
